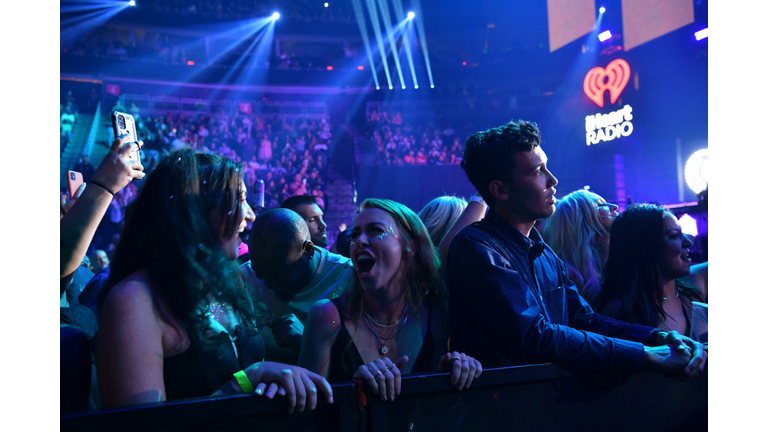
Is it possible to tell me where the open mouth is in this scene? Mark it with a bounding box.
[681,251,692,262]
[356,253,376,274]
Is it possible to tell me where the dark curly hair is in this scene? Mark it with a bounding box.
[461,120,542,206]
[99,148,258,340]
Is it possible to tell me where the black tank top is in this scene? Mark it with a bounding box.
[327,297,434,383]
[163,326,265,400]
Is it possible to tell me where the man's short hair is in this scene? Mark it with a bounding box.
[280,195,318,213]
[461,119,542,206]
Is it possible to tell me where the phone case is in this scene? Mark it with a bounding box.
[111,111,141,162]
[67,171,84,199]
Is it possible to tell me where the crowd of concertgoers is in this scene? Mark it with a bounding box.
[61,116,707,417]
[364,108,470,166]
[62,103,332,254]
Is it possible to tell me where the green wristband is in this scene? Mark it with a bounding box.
[233,370,255,393]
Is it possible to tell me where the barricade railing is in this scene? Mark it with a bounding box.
[61,363,707,432]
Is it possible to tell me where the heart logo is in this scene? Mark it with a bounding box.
[583,59,631,107]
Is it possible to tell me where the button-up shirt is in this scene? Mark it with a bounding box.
[447,210,656,372]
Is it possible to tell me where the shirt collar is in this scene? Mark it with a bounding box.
[484,210,545,259]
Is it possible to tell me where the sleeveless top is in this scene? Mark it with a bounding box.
[163,325,265,400]
[327,297,434,383]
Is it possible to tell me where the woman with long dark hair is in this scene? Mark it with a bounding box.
[299,198,482,402]
[96,148,331,412]
[598,203,708,342]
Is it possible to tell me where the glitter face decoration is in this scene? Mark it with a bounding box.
[351,223,398,246]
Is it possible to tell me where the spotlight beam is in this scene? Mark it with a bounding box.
[410,0,434,88]
[61,4,130,47]
[392,0,419,89]
[364,0,393,90]
[376,0,406,89]
[209,24,272,99]
[351,0,381,89]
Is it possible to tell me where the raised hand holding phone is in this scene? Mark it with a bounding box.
[111,111,142,163]
[89,134,146,196]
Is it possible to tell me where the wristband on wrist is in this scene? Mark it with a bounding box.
[88,180,115,196]
[469,195,485,205]
[233,370,255,393]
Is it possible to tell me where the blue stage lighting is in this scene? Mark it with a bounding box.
[598,30,612,42]
[407,11,415,20]
[389,86,394,90]
[129,0,136,6]
[695,28,708,41]
[414,85,419,89]
[430,85,434,88]
[599,6,605,13]
[271,12,280,20]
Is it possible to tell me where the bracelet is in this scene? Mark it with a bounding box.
[469,195,485,205]
[233,370,255,393]
[89,180,115,196]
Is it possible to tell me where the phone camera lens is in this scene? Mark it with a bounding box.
[70,173,75,180]
[118,115,126,129]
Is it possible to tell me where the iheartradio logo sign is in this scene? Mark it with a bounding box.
[583,59,634,146]
[583,59,630,108]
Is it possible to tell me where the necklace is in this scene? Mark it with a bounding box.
[362,306,409,355]
[662,292,680,301]
[363,304,408,328]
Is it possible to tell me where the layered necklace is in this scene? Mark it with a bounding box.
[362,303,409,355]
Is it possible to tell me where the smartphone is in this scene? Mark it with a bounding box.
[67,171,84,199]
[111,110,142,163]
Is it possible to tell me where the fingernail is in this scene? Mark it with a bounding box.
[329,396,334,404]
[255,388,263,395]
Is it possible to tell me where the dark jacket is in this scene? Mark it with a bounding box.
[447,210,656,372]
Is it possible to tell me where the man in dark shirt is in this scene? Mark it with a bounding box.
[448,119,706,377]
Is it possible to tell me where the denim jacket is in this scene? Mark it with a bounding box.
[447,210,655,371]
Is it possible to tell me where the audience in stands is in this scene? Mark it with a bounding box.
[366,110,466,166]
[61,104,77,141]
[95,149,332,412]
[448,119,707,377]
[242,208,355,365]
[300,198,482,401]
[599,203,708,343]
[542,190,619,305]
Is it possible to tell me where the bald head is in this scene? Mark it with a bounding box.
[249,208,312,271]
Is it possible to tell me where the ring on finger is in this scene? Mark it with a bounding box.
[452,357,462,363]
[375,369,384,377]
[385,363,396,371]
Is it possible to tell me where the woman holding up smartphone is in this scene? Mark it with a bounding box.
[96,148,332,412]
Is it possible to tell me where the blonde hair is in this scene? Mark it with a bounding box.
[417,196,468,247]
[542,190,610,304]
